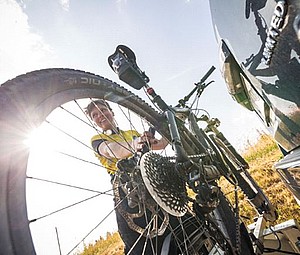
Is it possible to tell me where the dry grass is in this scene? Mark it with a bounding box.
[220,134,300,225]
[78,232,124,255]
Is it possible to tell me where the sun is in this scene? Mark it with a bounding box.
[23,124,58,154]
[23,128,42,150]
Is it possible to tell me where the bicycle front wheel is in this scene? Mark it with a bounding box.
[0,68,232,255]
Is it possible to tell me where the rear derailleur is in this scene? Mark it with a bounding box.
[181,160,220,214]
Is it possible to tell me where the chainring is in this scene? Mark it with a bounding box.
[140,152,188,216]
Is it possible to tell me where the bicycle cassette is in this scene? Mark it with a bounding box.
[140,152,188,216]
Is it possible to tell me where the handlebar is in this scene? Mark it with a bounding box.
[176,65,216,107]
[197,66,216,86]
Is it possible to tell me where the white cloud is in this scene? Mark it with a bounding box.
[116,0,128,13]
[59,0,70,11]
[0,0,56,84]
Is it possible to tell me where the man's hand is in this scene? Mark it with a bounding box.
[139,131,168,151]
[139,131,158,145]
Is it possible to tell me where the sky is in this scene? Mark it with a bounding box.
[0,0,266,149]
[0,0,267,254]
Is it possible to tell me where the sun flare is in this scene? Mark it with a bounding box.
[23,125,57,154]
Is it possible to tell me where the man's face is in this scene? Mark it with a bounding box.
[90,104,115,131]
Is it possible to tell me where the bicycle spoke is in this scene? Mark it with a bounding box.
[29,193,102,223]
[66,202,120,255]
[27,175,114,196]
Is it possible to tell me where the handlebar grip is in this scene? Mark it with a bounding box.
[200,66,216,84]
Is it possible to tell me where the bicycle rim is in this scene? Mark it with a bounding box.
[0,68,234,255]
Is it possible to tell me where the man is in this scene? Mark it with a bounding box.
[85,99,168,254]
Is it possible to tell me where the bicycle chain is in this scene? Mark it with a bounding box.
[205,215,235,254]
[234,186,242,254]
[160,153,208,161]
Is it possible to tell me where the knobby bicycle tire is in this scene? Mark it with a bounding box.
[0,68,172,255]
[0,68,249,254]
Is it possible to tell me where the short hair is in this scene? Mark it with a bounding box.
[85,99,112,118]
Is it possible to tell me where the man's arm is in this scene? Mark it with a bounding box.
[98,138,139,159]
[97,131,169,159]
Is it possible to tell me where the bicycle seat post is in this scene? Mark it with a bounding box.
[141,84,191,166]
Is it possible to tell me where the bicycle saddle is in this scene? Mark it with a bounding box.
[108,45,149,90]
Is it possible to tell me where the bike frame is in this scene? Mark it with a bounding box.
[108,45,300,254]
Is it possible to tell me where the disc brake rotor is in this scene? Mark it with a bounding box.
[140,152,188,216]
[113,166,169,238]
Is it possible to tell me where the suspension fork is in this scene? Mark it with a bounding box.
[202,116,278,222]
[203,116,248,168]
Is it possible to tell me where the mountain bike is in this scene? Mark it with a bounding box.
[0,45,290,255]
